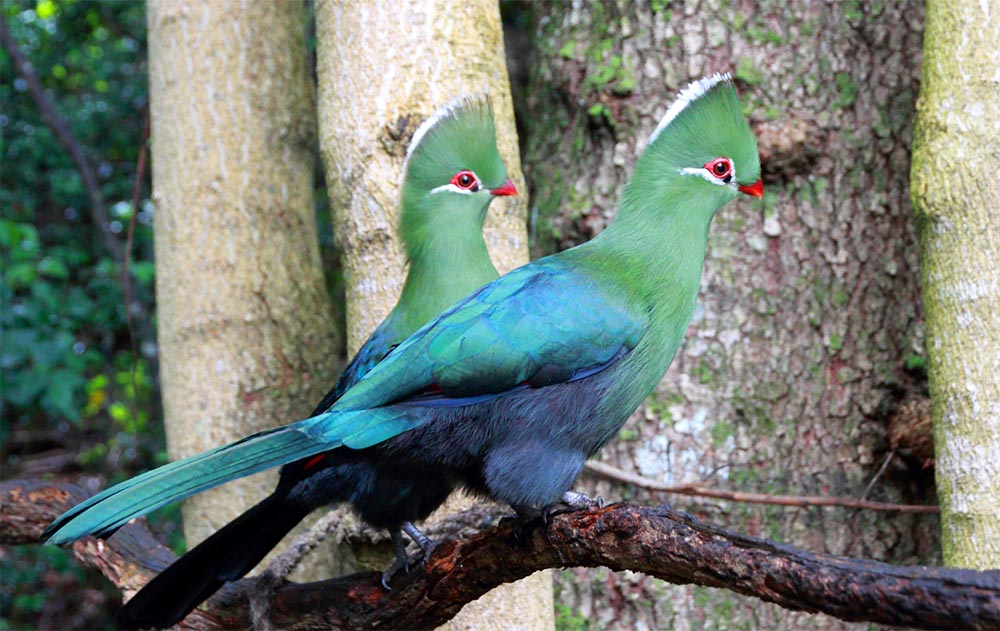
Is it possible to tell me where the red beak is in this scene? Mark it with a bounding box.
[491,179,518,197]
[738,179,764,198]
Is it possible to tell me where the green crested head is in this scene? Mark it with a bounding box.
[399,95,516,261]
[624,74,762,221]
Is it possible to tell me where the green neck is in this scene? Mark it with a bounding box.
[572,162,733,401]
[396,201,498,333]
[580,172,724,306]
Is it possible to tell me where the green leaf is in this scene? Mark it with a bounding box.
[3,369,48,406]
[35,0,58,20]
[4,262,38,288]
[42,369,85,422]
[37,256,70,279]
[1,328,38,364]
[130,260,155,285]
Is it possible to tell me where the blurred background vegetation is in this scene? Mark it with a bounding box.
[0,2,338,627]
[2,2,155,627]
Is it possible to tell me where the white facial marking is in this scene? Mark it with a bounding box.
[648,72,732,146]
[679,164,738,189]
[430,183,473,195]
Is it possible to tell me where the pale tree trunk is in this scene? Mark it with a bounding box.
[911,0,1000,570]
[315,1,552,629]
[148,0,340,559]
[519,1,934,629]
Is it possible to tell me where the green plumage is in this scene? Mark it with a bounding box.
[310,95,509,412]
[46,95,512,545]
[46,75,761,565]
[394,97,509,336]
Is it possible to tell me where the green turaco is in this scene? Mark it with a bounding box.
[61,95,515,629]
[46,74,761,629]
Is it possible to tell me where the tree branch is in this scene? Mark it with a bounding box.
[3,478,996,630]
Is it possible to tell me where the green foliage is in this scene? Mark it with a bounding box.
[554,603,590,631]
[1,0,152,427]
[1,3,156,628]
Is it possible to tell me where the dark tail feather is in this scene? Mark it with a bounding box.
[117,493,311,630]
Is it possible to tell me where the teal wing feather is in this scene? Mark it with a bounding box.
[330,260,646,447]
[42,408,407,544]
[45,261,644,542]
[309,314,402,415]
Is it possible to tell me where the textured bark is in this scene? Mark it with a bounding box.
[314,1,549,628]
[910,0,1000,570]
[147,0,339,559]
[7,479,998,631]
[519,2,934,629]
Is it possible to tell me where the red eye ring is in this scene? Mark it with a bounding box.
[450,170,479,191]
[704,158,732,180]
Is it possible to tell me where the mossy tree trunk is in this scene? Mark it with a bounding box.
[147,0,340,557]
[517,1,933,629]
[314,1,551,629]
[911,0,1000,570]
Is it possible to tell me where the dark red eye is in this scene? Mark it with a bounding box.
[704,158,732,180]
[450,170,479,191]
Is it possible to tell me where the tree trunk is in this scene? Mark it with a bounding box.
[147,0,339,559]
[911,0,1000,570]
[314,1,552,629]
[519,1,934,629]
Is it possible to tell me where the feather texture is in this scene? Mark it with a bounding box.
[45,77,761,630]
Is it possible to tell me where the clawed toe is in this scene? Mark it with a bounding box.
[545,490,601,519]
[381,523,437,590]
[558,490,597,511]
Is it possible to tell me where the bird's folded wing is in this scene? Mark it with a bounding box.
[309,318,397,415]
[332,262,646,416]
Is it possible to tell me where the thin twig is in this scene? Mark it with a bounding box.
[583,460,939,513]
[123,108,151,427]
[862,448,896,500]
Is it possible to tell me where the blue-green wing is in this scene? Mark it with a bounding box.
[332,260,646,424]
[309,316,400,415]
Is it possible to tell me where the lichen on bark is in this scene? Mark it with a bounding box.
[910,0,1000,571]
[517,0,937,628]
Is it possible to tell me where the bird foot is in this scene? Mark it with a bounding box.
[503,491,604,542]
[555,490,603,512]
[380,522,437,590]
[544,490,603,521]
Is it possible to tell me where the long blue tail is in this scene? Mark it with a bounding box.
[43,414,342,544]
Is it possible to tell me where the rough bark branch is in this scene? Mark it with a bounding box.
[3,479,996,630]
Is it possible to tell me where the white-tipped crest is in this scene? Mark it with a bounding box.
[404,93,487,164]
[647,73,732,146]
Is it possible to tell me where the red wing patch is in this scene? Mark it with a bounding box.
[302,453,327,470]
